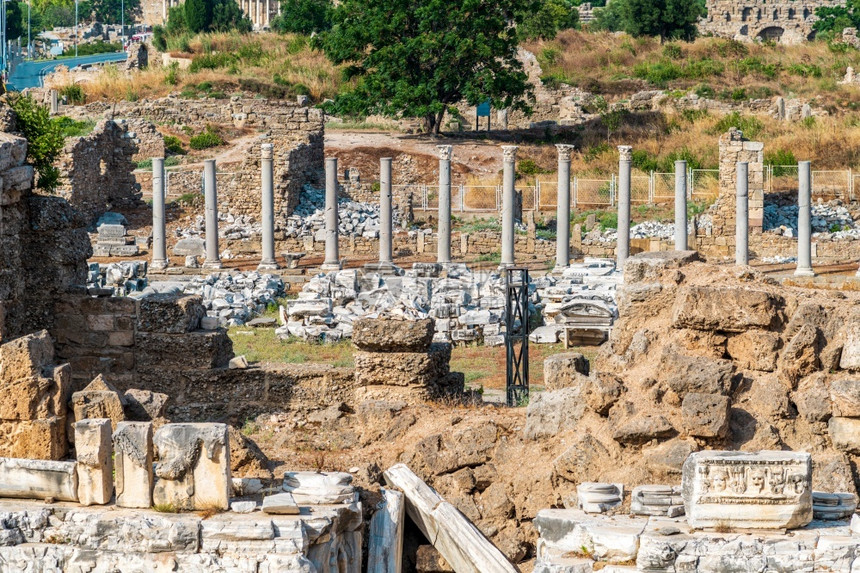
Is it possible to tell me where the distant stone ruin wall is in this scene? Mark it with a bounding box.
[700,0,846,43]
[73,98,325,220]
[0,131,91,344]
[54,119,155,224]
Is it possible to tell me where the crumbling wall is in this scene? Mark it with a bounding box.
[700,0,845,44]
[54,119,146,224]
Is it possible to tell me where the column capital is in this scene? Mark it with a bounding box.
[502,145,518,162]
[617,145,633,161]
[555,144,575,161]
[437,145,453,161]
[261,143,273,159]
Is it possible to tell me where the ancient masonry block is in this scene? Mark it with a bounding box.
[699,0,844,45]
[152,423,231,511]
[682,450,813,529]
[113,421,154,509]
[74,418,113,506]
[0,457,77,501]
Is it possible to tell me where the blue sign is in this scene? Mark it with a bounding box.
[476,100,491,117]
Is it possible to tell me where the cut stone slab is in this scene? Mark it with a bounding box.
[153,423,231,511]
[74,418,113,506]
[123,389,168,421]
[113,421,153,509]
[534,508,647,565]
[829,417,860,454]
[354,344,451,388]
[0,329,54,384]
[282,471,355,504]
[71,374,125,431]
[352,318,434,352]
[368,487,405,573]
[0,417,67,460]
[830,379,860,417]
[228,355,249,369]
[231,500,258,513]
[681,393,731,438]
[672,286,782,333]
[262,492,300,514]
[173,238,206,257]
[682,450,813,530]
[136,293,205,334]
[0,457,77,501]
[383,463,517,573]
[840,327,860,371]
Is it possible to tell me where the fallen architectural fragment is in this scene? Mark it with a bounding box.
[113,421,154,508]
[0,458,77,501]
[283,471,356,504]
[74,418,113,505]
[384,463,519,573]
[368,488,405,573]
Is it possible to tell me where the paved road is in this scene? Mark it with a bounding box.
[7,52,128,91]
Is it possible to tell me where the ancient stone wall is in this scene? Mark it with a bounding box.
[0,132,91,344]
[54,119,150,224]
[700,0,845,43]
[71,97,324,220]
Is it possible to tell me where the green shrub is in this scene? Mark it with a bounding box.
[710,112,764,138]
[694,84,715,98]
[633,60,682,85]
[164,135,187,155]
[9,95,65,192]
[54,117,95,137]
[189,126,225,149]
[658,147,706,172]
[680,109,709,123]
[730,88,747,101]
[237,78,290,99]
[517,158,551,176]
[787,63,823,78]
[631,149,658,172]
[59,84,85,105]
[662,43,683,60]
[765,149,798,167]
[598,212,618,231]
[684,58,724,79]
[61,40,120,57]
[165,62,180,86]
[189,52,238,72]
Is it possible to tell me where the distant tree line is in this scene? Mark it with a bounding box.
[813,0,860,39]
[152,0,251,51]
[590,0,705,42]
[6,0,142,38]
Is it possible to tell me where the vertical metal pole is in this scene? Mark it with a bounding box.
[75,0,78,57]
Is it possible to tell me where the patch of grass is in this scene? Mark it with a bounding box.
[476,252,502,263]
[153,503,179,513]
[54,116,95,138]
[455,217,502,233]
[325,120,398,131]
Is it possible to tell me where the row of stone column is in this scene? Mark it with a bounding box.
[162,0,275,26]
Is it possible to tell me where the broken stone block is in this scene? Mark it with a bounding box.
[671,286,782,333]
[840,326,860,371]
[153,423,231,511]
[828,417,860,454]
[534,508,646,565]
[173,237,206,257]
[228,355,249,369]
[0,417,67,460]
[812,491,857,520]
[0,330,54,384]
[262,492,300,514]
[368,488,405,573]
[70,375,125,431]
[136,294,206,334]
[660,352,735,397]
[354,344,451,388]
[543,352,590,390]
[681,393,731,439]
[113,421,154,509]
[612,415,675,445]
[630,485,684,517]
[135,331,233,370]
[123,389,168,421]
[231,500,257,513]
[352,318,434,352]
[74,418,113,506]
[726,330,779,372]
[283,471,355,504]
[0,457,78,501]
[577,482,623,514]
[682,450,813,530]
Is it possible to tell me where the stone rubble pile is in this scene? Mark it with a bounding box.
[174,213,262,242]
[284,184,402,240]
[87,261,149,295]
[585,221,676,244]
[764,200,859,237]
[278,262,619,346]
[179,272,286,328]
[91,212,139,257]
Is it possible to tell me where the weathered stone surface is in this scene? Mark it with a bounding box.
[0,457,77,501]
[135,330,234,370]
[726,330,779,372]
[0,417,67,460]
[74,418,113,506]
[113,421,153,509]
[779,324,821,386]
[543,352,590,391]
[612,415,675,445]
[643,438,698,477]
[354,344,451,387]
[829,417,860,454]
[682,450,813,530]
[660,352,735,397]
[368,487,405,573]
[352,318,435,352]
[794,373,832,423]
[283,471,355,504]
[524,387,587,439]
[577,482,622,514]
[383,463,517,573]
[173,237,206,257]
[123,389,169,421]
[623,250,699,283]
[672,286,782,332]
[840,326,860,371]
[0,330,54,384]
[70,374,125,431]
[534,509,646,564]
[136,293,206,334]
[261,492,300,514]
[153,423,231,511]
[830,379,860,417]
[553,435,613,484]
[681,393,731,439]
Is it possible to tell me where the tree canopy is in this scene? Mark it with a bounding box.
[592,0,703,41]
[813,1,860,38]
[317,0,539,135]
[271,0,333,34]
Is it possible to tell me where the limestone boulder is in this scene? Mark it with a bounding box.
[612,415,675,445]
[352,318,434,352]
[671,286,782,332]
[553,434,614,484]
[829,417,860,454]
[660,351,736,397]
[681,393,730,439]
[643,438,698,477]
[0,417,67,460]
[524,387,587,439]
[829,379,860,417]
[354,343,451,387]
[622,250,699,283]
[726,330,779,372]
[543,352,590,390]
[779,324,821,386]
[122,389,168,421]
[793,373,831,423]
[70,375,125,431]
[227,426,272,479]
[136,294,206,334]
[840,325,860,371]
[0,330,54,383]
[135,330,233,370]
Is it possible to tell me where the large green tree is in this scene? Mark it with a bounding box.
[317,0,537,135]
[184,0,212,32]
[89,0,141,24]
[6,1,25,40]
[271,0,333,34]
[617,0,703,41]
[813,1,860,37]
[518,0,579,40]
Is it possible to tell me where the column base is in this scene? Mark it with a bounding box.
[150,259,169,272]
[320,262,342,273]
[202,260,223,270]
[794,267,815,277]
[257,261,280,271]
[363,262,401,276]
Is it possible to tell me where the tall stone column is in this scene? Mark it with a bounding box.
[151,157,168,271]
[501,146,518,267]
[203,159,222,270]
[437,146,452,265]
[795,161,815,277]
[736,161,749,266]
[321,157,341,271]
[554,144,574,272]
[258,144,278,270]
[616,145,632,267]
[675,160,688,251]
[380,157,393,265]
[266,0,271,25]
